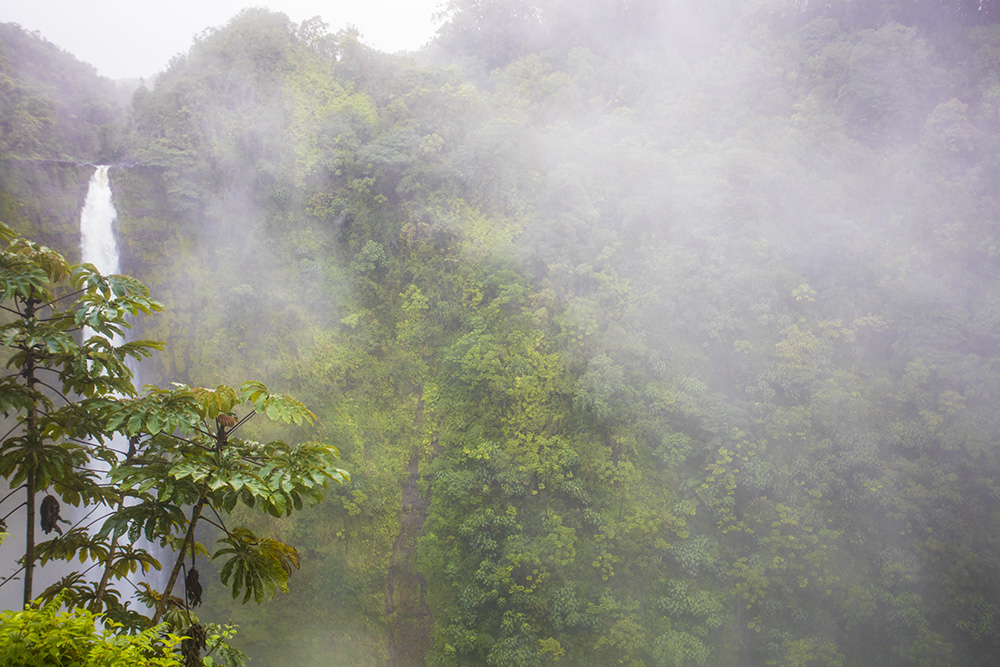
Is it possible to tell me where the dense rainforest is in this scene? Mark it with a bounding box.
[2,1,1000,664]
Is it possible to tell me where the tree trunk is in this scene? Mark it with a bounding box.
[23,468,35,609]
[22,298,38,609]
[93,498,126,610]
[152,496,206,624]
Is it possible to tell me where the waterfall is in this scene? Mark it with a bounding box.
[80,165,124,353]
[80,166,120,276]
[78,166,167,603]
[77,166,169,607]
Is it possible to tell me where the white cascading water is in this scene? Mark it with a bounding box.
[80,165,125,356]
[78,166,166,603]
[80,166,120,277]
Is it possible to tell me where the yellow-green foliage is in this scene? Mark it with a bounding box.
[0,596,184,667]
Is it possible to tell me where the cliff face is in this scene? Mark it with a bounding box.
[0,23,127,255]
[0,160,93,255]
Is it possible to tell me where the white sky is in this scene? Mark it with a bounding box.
[0,0,446,80]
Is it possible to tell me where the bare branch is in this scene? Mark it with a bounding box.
[229,411,257,434]
[207,502,234,537]
[1,501,28,524]
[0,485,26,506]
[0,422,21,443]
[0,565,25,590]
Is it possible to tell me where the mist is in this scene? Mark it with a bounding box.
[2,1,1000,665]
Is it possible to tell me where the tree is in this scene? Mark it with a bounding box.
[434,0,544,69]
[0,222,162,608]
[101,379,348,629]
[0,223,349,664]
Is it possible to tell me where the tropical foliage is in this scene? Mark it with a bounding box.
[0,222,347,664]
[0,593,183,667]
[2,1,1000,664]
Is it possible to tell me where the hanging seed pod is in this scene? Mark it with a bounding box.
[40,495,63,535]
[182,623,207,667]
[185,567,203,607]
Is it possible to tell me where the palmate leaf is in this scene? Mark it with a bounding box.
[108,457,203,508]
[51,467,120,507]
[241,380,316,425]
[259,441,348,488]
[38,572,98,608]
[0,372,54,415]
[37,575,149,632]
[182,384,240,420]
[102,390,202,437]
[69,269,164,345]
[0,377,37,414]
[70,267,154,299]
[235,440,347,517]
[0,232,69,300]
[45,399,120,443]
[0,258,49,300]
[0,437,97,492]
[118,339,165,360]
[23,328,76,355]
[170,458,214,484]
[107,543,162,578]
[213,527,300,604]
[0,221,16,243]
[134,581,193,628]
[97,501,188,544]
[36,527,111,566]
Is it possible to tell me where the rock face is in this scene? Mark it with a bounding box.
[386,451,432,666]
[0,159,94,254]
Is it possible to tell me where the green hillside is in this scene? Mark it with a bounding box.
[3,2,1000,664]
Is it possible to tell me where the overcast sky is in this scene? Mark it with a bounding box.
[0,0,445,80]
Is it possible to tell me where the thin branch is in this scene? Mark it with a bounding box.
[34,379,75,407]
[120,457,168,466]
[36,312,76,323]
[82,511,116,531]
[51,479,107,498]
[34,366,74,376]
[199,515,234,539]
[0,565,25,590]
[199,515,225,532]
[39,286,89,309]
[238,455,266,466]
[66,504,103,532]
[76,560,103,578]
[0,422,21,444]
[229,411,257,435]
[119,573,144,594]
[207,501,235,537]
[65,437,130,457]
[0,485,26,506]
[191,424,216,439]
[1,501,27,523]
[163,433,216,453]
[203,630,229,660]
[67,436,133,458]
